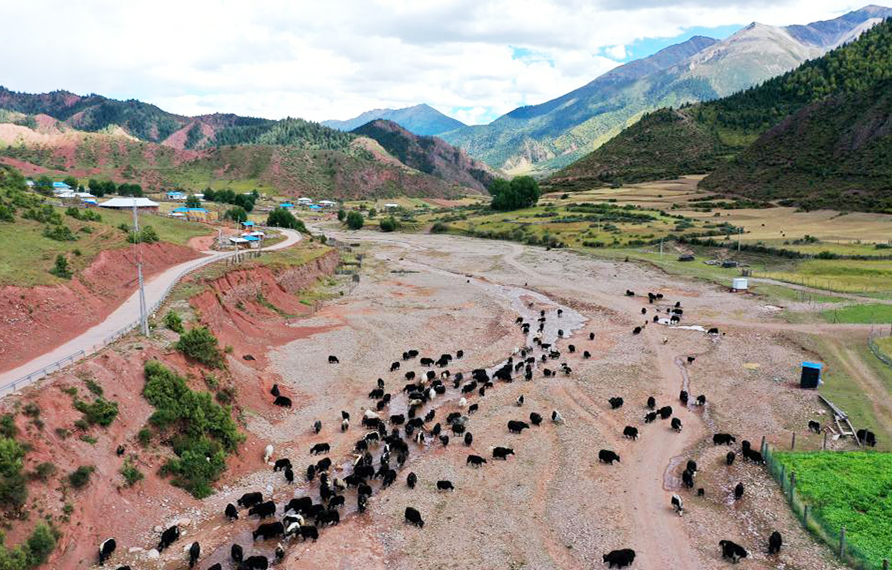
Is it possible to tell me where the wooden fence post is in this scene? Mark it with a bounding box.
[761,435,767,456]
[804,504,809,526]
[823,431,828,450]
[840,526,846,558]
[790,472,796,502]
[792,432,796,450]
[780,464,786,489]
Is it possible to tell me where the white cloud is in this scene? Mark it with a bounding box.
[0,0,867,125]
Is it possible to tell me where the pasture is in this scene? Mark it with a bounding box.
[772,451,892,569]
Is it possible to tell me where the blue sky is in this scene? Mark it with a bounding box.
[621,24,744,62]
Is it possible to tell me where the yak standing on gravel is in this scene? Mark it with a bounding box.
[603,548,636,568]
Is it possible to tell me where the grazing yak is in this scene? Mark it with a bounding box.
[464,432,473,445]
[231,543,244,563]
[238,492,263,509]
[857,429,877,447]
[98,538,116,564]
[241,555,270,570]
[225,503,239,520]
[603,548,636,568]
[768,531,783,554]
[437,480,455,491]
[157,526,180,552]
[713,433,736,446]
[644,412,657,423]
[734,483,745,500]
[273,458,292,472]
[189,542,200,568]
[467,454,487,467]
[623,426,639,440]
[608,397,624,409]
[598,449,620,465]
[508,420,530,434]
[249,501,276,519]
[719,540,748,563]
[808,420,821,433]
[671,417,683,432]
[658,406,673,419]
[671,494,684,516]
[492,447,515,460]
[726,451,736,466]
[682,469,694,489]
[310,443,330,455]
[313,420,322,434]
[273,396,292,408]
[328,355,339,364]
[405,507,424,528]
[632,327,642,335]
[407,472,417,488]
[529,412,542,426]
[679,390,688,405]
[646,396,656,409]
[551,410,564,424]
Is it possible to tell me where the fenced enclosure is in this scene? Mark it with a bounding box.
[763,442,892,570]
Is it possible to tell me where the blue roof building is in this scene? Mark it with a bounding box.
[172,207,209,213]
[52,181,71,190]
[280,202,294,209]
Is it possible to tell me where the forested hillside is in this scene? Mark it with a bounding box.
[351,120,497,192]
[701,79,892,212]
[548,17,892,201]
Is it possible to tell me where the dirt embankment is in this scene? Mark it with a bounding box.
[0,242,200,374]
[0,247,339,568]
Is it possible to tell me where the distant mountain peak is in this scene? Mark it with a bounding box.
[322,104,465,136]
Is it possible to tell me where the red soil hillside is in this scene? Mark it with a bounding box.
[0,242,199,374]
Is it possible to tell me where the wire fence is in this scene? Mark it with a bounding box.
[763,443,889,570]
[867,332,892,369]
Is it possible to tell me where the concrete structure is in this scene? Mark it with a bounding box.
[731,277,749,291]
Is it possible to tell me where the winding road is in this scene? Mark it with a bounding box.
[0,228,302,393]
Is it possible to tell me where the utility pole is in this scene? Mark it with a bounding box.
[660,238,664,259]
[132,200,149,336]
[737,228,742,253]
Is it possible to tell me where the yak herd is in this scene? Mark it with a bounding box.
[94,287,857,569]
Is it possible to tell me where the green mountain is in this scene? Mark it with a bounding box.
[547,15,892,207]
[440,6,891,175]
[351,120,498,192]
[323,104,466,136]
[700,79,892,212]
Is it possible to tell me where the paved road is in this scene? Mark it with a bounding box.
[0,229,301,390]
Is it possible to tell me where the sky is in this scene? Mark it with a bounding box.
[0,0,874,125]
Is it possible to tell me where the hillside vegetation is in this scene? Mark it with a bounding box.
[549,17,892,209]
[351,120,497,192]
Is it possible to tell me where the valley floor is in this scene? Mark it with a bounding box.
[14,228,886,570]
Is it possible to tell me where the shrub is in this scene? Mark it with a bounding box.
[379,216,398,232]
[84,378,103,396]
[74,397,118,427]
[337,209,346,221]
[24,523,56,566]
[143,361,243,498]
[345,211,364,230]
[29,462,56,482]
[0,436,27,510]
[0,416,16,439]
[21,404,39,418]
[368,208,377,219]
[163,311,184,334]
[67,466,94,489]
[0,205,14,223]
[42,224,77,242]
[121,459,144,487]
[267,207,306,232]
[175,326,225,368]
[127,226,159,244]
[49,255,72,280]
[137,428,152,447]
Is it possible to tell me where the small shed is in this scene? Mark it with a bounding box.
[800,362,823,389]
[732,277,748,291]
[241,220,256,229]
[280,202,294,209]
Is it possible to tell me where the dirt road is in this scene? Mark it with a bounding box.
[0,228,301,391]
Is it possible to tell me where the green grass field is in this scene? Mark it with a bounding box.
[822,304,892,324]
[773,451,892,569]
[0,206,209,286]
[757,259,892,296]
[876,337,892,361]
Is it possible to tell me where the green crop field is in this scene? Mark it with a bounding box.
[772,451,892,569]
[822,304,892,324]
[759,259,892,296]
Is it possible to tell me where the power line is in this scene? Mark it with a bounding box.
[132,200,149,336]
